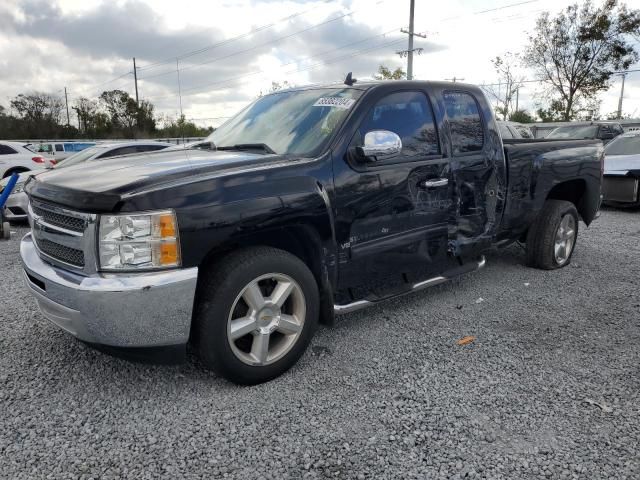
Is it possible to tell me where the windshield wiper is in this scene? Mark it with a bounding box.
[216,143,276,154]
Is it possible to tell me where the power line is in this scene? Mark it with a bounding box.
[138,0,337,72]
[140,0,387,81]
[149,36,408,102]
[144,29,403,101]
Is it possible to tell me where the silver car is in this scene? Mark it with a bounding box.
[602,131,640,207]
[0,141,172,221]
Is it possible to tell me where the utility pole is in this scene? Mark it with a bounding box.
[176,58,183,119]
[399,0,427,80]
[515,87,519,113]
[617,73,626,120]
[64,87,70,127]
[176,58,184,143]
[133,57,139,106]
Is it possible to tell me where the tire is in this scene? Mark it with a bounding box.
[193,246,319,385]
[526,200,579,270]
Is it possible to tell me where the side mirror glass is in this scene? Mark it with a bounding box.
[356,130,402,162]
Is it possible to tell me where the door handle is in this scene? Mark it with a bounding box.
[421,178,448,188]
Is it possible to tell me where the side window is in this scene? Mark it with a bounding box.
[136,145,167,153]
[359,91,439,159]
[443,91,484,154]
[0,145,18,155]
[98,146,138,159]
[55,144,64,152]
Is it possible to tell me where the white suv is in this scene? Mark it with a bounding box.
[0,141,52,178]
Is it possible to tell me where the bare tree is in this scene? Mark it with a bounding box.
[523,0,640,120]
[481,54,525,121]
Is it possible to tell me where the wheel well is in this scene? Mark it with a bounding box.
[2,167,29,178]
[198,226,334,325]
[546,179,586,219]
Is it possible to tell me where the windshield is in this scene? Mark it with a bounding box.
[547,125,598,139]
[56,146,103,168]
[604,135,640,156]
[205,88,362,156]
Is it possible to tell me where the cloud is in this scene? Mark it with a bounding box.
[0,0,636,126]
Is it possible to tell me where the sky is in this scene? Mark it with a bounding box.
[1,0,639,128]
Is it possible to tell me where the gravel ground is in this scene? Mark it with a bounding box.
[1,209,639,480]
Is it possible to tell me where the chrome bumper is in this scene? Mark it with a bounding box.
[3,191,29,221]
[20,233,198,347]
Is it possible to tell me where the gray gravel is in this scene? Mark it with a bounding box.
[1,209,639,479]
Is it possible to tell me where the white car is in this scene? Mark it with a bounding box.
[602,131,640,207]
[33,141,97,161]
[1,141,173,222]
[0,141,53,178]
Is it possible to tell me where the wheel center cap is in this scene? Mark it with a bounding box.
[257,307,279,328]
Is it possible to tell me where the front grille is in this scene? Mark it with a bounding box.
[36,238,85,267]
[32,204,86,232]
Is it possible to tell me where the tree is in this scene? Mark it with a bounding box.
[524,0,640,120]
[10,93,65,137]
[72,97,99,133]
[374,65,406,80]
[509,110,535,123]
[482,53,525,120]
[99,90,139,137]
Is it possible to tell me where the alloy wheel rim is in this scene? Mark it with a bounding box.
[554,214,576,265]
[227,273,306,366]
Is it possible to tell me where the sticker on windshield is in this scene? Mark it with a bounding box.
[312,97,356,109]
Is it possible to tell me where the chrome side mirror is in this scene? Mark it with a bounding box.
[356,130,402,161]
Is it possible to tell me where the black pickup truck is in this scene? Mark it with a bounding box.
[21,80,602,384]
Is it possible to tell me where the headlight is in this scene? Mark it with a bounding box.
[98,210,181,271]
[10,183,25,195]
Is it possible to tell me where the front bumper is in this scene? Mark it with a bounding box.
[3,191,29,221]
[21,233,198,348]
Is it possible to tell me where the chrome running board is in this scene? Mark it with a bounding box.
[334,255,486,315]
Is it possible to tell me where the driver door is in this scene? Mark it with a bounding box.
[332,89,456,301]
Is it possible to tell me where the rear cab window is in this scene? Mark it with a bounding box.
[443,91,484,154]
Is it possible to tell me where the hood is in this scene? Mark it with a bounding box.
[604,153,640,175]
[26,148,295,211]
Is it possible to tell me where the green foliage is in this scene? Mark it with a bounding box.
[0,89,210,140]
[524,0,640,121]
[509,110,535,123]
[374,65,406,80]
[155,115,214,138]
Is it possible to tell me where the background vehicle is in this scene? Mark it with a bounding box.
[34,142,96,161]
[546,121,624,143]
[1,141,172,221]
[497,121,534,139]
[602,131,640,207]
[0,141,53,178]
[21,80,602,385]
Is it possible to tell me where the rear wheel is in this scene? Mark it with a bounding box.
[526,200,579,270]
[193,247,319,385]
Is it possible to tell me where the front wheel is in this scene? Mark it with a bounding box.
[526,200,579,270]
[193,247,319,385]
